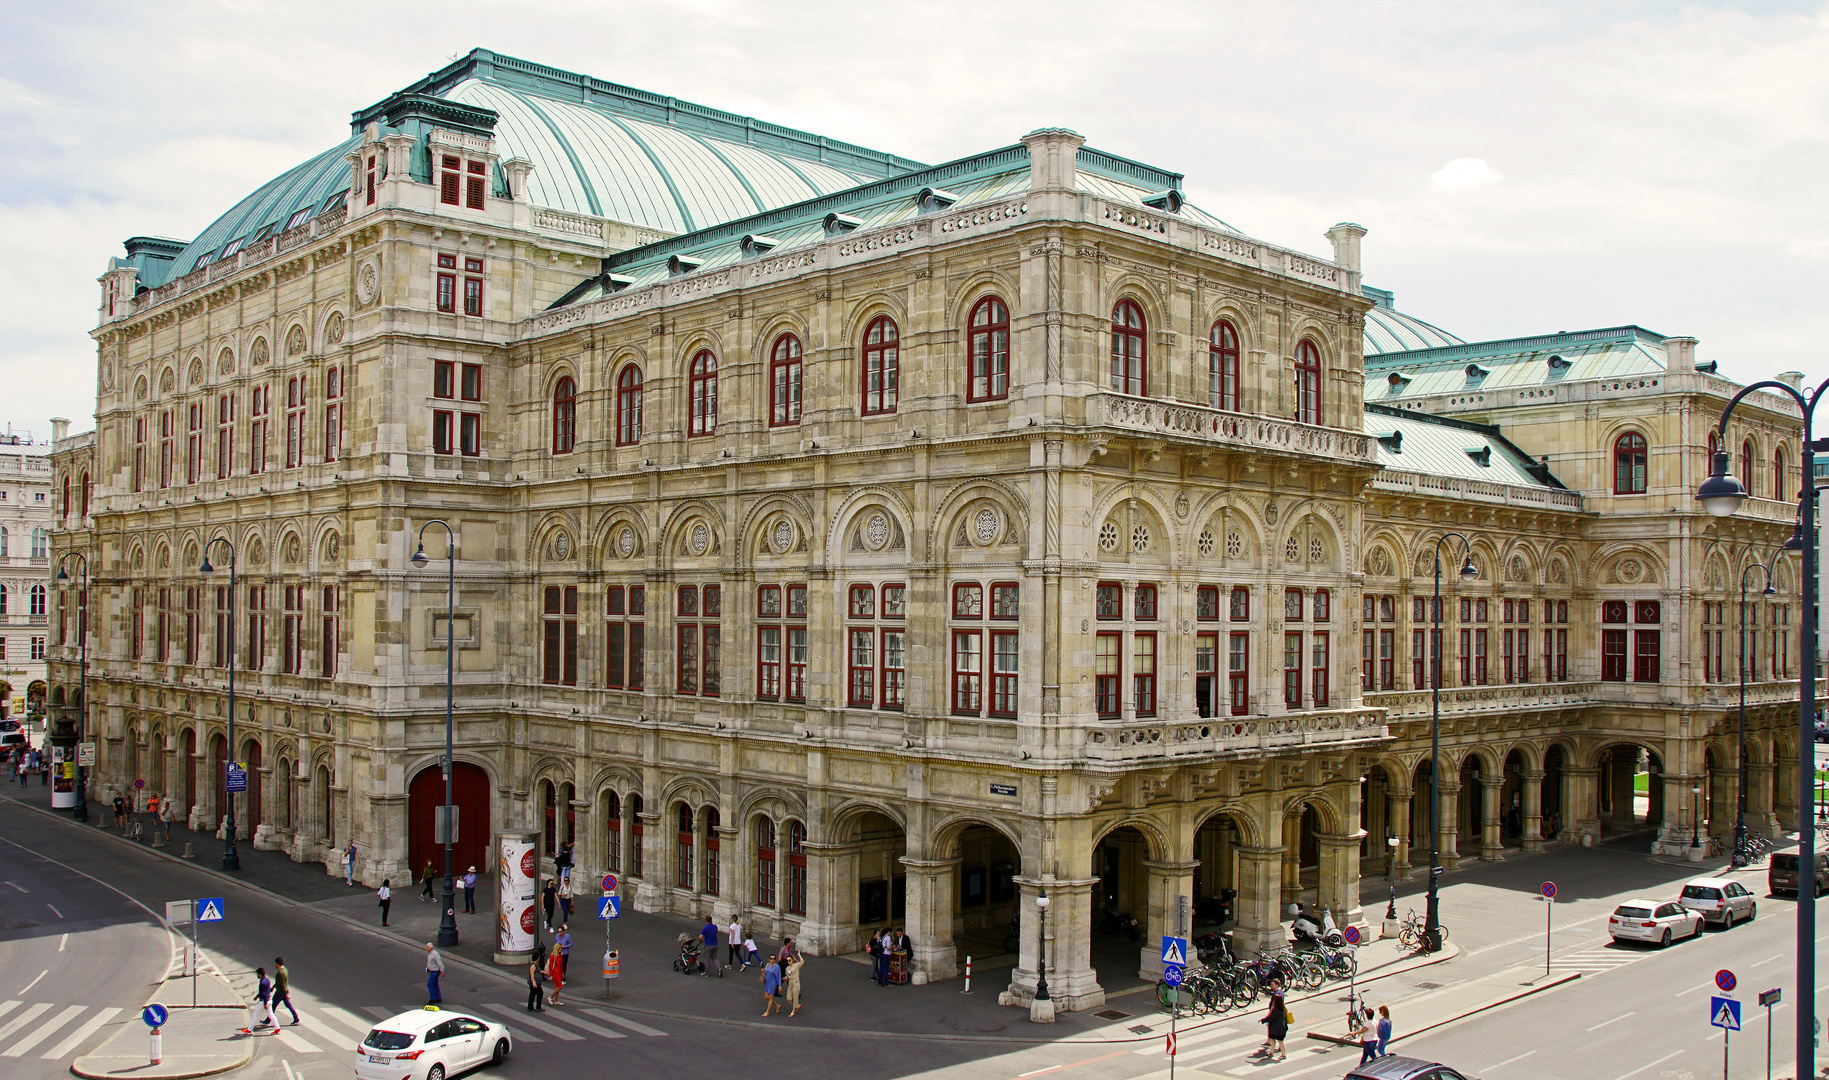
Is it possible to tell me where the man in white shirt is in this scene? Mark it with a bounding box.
[425,943,445,1005]
[728,917,744,968]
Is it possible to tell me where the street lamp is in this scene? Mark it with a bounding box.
[1031,889,1051,1021]
[1735,551,1787,867]
[413,520,460,949]
[54,553,89,823]
[1691,785,1703,851]
[1695,379,1821,1075]
[198,538,239,872]
[1426,532,1478,954]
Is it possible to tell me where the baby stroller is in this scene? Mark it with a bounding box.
[672,932,704,975]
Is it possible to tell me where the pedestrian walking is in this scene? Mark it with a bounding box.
[727,916,743,968]
[784,953,804,1017]
[699,916,722,976]
[556,840,574,887]
[419,861,436,901]
[1353,1006,1378,1064]
[462,867,477,913]
[744,934,760,969]
[1255,980,1288,1062]
[424,943,445,1005]
[1375,1005,1392,1056]
[542,878,558,932]
[526,945,547,1012]
[554,926,572,980]
[343,841,358,886]
[240,967,274,1032]
[558,876,574,925]
[159,794,175,841]
[761,957,782,1016]
[111,794,127,832]
[272,958,300,1025]
[545,941,566,1006]
[377,880,392,926]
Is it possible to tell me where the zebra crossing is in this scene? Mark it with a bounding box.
[249,990,670,1060]
[0,1000,124,1060]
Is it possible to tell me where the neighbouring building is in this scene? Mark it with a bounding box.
[1,425,56,726]
[50,49,1804,1011]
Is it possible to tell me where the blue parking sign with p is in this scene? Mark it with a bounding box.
[1160,936,1188,967]
[598,896,620,920]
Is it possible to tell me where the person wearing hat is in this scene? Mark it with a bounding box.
[462,866,477,913]
[425,942,445,1005]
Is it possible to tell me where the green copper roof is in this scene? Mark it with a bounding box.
[1361,286,1465,355]
[1364,403,1563,489]
[136,49,927,287]
[1364,326,1670,402]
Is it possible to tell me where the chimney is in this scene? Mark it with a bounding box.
[1664,336,1698,374]
[1777,371,1805,391]
[1325,223,1368,273]
[50,417,70,443]
[1022,128,1084,195]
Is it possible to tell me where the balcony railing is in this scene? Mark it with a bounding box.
[1083,707,1385,762]
[1364,680,1601,719]
[1372,470,1584,512]
[1086,394,1376,463]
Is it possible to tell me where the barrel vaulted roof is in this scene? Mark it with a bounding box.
[1363,325,1671,403]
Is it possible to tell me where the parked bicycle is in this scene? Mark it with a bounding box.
[1396,908,1448,952]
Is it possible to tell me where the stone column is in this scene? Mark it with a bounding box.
[1609,751,1637,830]
[1436,779,1462,869]
[900,856,960,983]
[1314,833,1363,928]
[1709,764,1734,841]
[1385,788,1412,875]
[1647,771,1666,827]
[1280,815,1302,904]
[1772,747,1799,831]
[1655,774,1692,853]
[712,824,741,924]
[1005,875,1104,1011]
[1139,859,1197,979]
[797,840,860,956]
[1563,766,1600,846]
[1479,778,1505,861]
[1745,762,1776,838]
[633,809,667,914]
[1232,845,1286,957]
[1520,770,1545,854]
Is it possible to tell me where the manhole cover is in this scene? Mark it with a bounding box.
[1128,1024,1154,1035]
[1095,1010,1131,1020]
[1414,982,1444,990]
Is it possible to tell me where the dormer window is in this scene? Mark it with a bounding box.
[1464,445,1492,468]
[285,207,313,231]
[221,238,244,259]
[1375,430,1402,453]
[440,156,487,210]
[741,234,780,258]
[1546,354,1569,371]
[668,255,704,277]
[1387,371,1413,387]
[365,154,378,206]
[824,213,862,235]
[1465,363,1489,379]
[467,161,486,209]
[916,187,958,213]
[1141,189,1183,212]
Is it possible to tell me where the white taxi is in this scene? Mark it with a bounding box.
[355,1008,511,1080]
[1607,897,1703,947]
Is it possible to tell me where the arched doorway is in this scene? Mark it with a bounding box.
[181,728,197,817]
[1597,743,1662,834]
[241,739,263,836]
[148,724,166,796]
[1192,810,1248,925]
[317,763,334,842]
[950,823,1020,948]
[408,762,491,880]
[1458,756,1485,856]
[275,756,294,832]
[841,810,906,941]
[1542,746,1568,839]
[209,733,227,831]
[1094,824,1151,932]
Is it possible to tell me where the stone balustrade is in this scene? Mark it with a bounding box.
[1082,707,1385,762]
[1087,393,1376,462]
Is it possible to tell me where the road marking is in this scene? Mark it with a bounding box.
[18,971,46,995]
[5,882,25,893]
[477,1003,582,1040]
[0,1004,53,1043]
[41,1007,121,1059]
[1010,1049,1132,1080]
[1615,1049,1684,1080]
[1587,1011,1635,1031]
[282,1062,297,1080]
[316,1004,379,1043]
[537,1009,626,1040]
[44,905,60,919]
[1482,1050,1536,1071]
[3,1004,83,1057]
[1752,953,1784,968]
[578,1005,668,1037]
[269,1025,318,1054]
[56,935,65,953]
[0,1003,18,1024]
[1675,983,1711,997]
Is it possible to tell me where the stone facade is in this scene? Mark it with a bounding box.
[49,54,1804,1012]
[0,428,55,723]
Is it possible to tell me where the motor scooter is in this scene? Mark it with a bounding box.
[1288,903,1344,947]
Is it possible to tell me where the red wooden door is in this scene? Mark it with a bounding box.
[243,740,262,833]
[410,763,491,879]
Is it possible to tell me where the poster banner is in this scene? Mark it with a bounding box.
[497,831,538,956]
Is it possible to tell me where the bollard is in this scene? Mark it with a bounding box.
[150,828,165,849]
[149,1027,162,1065]
[181,842,195,859]
[962,955,971,994]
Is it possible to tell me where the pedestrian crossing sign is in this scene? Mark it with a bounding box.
[598,896,620,919]
[1160,936,1188,967]
[1710,996,1741,1031]
[197,898,224,923]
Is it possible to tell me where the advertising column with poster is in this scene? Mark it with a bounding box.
[494,829,539,965]
[50,745,77,809]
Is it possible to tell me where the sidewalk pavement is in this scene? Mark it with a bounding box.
[70,970,251,1080]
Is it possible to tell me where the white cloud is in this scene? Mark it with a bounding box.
[1430,158,1504,191]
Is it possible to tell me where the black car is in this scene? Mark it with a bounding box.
[1343,1057,1478,1080]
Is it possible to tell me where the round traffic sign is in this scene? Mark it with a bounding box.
[133,778,145,789]
[142,1004,168,1028]
[1540,881,1556,899]
[1716,969,1736,993]
[1163,964,1184,987]
[1342,925,1363,945]
[601,873,618,893]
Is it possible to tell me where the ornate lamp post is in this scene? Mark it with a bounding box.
[1695,379,1820,1075]
[413,520,460,948]
[53,553,89,823]
[198,538,239,872]
[1029,888,1052,1023]
[1426,532,1478,953]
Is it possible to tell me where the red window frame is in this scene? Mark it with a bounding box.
[436,254,456,312]
[1613,432,1648,494]
[786,821,807,915]
[1294,338,1322,425]
[604,792,623,874]
[1313,589,1330,622]
[1474,628,1489,685]
[953,583,983,619]
[990,581,1019,620]
[1774,446,1787,501]
[881,627,906,709]
[1228,632,1249,715]
[285,376,306,468]
[215,394,233,480]
[186,402,202,484]
[1095,631,1121,718]
[365,154,376,205]
[460,363,482,401]
[847,627,875,707]
[1095,582,1121,620]
[1378,629,1395,690]
[465,160,486,210]
[1110,299,1147,396]
[1230,586,1250,621]
[439,156,461,205]
[616,365,643,445]
[688,350,718,437]
[1210,319,1239,411]
[1196,631,1219,717]
[1284,631,1302,706]
[676,804,694,890]
[629,795,645,879]
[323,366,342,463]
[1284,587,1303,622]
[459,412,481,456]
[967,296,1010,402]
[1133,632,1157,716]
[463,257,483,316]
[1633,630,1660,683]
[1602,628,1628,681]
[1196,585,1219,621]
[432,411,454,455]
[755,816,776,909]
[552,376,577,454]
[1363,630,1375,692]
[542,585,579,686]
[756,588,781,701]
[320,584,339,677]
[861,315,899,416]
[769,335,802,426]
[952,630,983,716]
[1134,583,1157,620]
[604,585,645,690]
[133,417,145,492]
[1310,633,1329,706]
[849,584,875,619]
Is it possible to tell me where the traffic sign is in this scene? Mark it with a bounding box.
[164,900,192,926]
[597,896,620,920]
[1163,964,1184,987]
[1715,969,1736,993]
[225,764,247,793]
[1758,987,1782,1008]
[1540,881,1557,899]
[142,1004,168,1029]
[1710,996,1741,1031]
[1165,1031,1178,1056]
[601,873,618,893]
[1159,936,1188,967]
[1342,925,1362,946]
[132,777,144,790]
[196,898,224,923]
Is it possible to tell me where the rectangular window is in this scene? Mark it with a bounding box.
[1378,629,1395,690]
[464,257,484,316]
[1633,630,1660,683]
[1196,631,1218,718]
[1096,582,1121,620]
[848,628,875,707]
[849,584,875,619]
[182,586,200,666]
[1095,631,1121,718]
[1285,588,1303,622]
[604,585,645,690]
[1228,632,1249,715]
[434,359,455,398]
[953,583,983,618]
[1362,630,1375,692]
[1310,633,1329,706]
[159,409,173,488]
[30,637,44,661]
[155,586,170,662]
[1284,631,1302,707]
[1458,630,1472,685]
[952,630,983,715]
[215,394,234,479]
[466,161,486,210]
[459,412,481,456]
[436,254,456,312]
[786,626,806,703]
[186,402,201,484]
[1413,629,1426,689]
[432,410,453,455]
[1132,632,1156,716]
[882,629,907,710]
[881,584,905,618]
[755,588,780,700]
[320,585,338,676]
[324,367,342,463]
[212,586,230,668]
[1313,589,1330,622]
[1196,585,1219,621]
[246,585,266,672]
[990,630,1017,717]
[1554,628,1568,682]
[281,585,303,674]
[1474,628,1488,685]
[1514,629,1528,684]
[439,157,461,206]
[1602,628,1628,682]
[991,582,1020,620]
[250,386,268,474]
[1134,584,1157,620]
[133,417,146,492]
[675,584,720,696]
[1503,628,1514,683]
[285,376,306,468]
[461,364,481,401]
[130,587,144,660]
[541,586,579,685]
[1230,586,1250,621]
[1475,598,1489,623]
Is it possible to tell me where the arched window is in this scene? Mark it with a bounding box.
[1740,439,1755,494]
[80,472,91,517]
[769,335,802,426]
[755,815,777,908]
[967,296,1010,402]
[702,806,721,895]
[1210,319,1240,411]
[861,316,899,416]
[616,365,643,446]
[688,351,718,437]
[551,376,577,454]
[31,584,47,617]
[786,819,808,915]
[1110,300,1147,396]
[675,803,696,889]
[61,477,70,520]
[31,527,48,559]
[0,526,8,557]
[1614,431,1648,494]
[1774,446,1788,501]
[1294,339,1323,425]
[0,584,7,615]
[1707,430,1720,463]
[603,791,622,873]
[628,793,645,877]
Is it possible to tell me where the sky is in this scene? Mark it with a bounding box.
[3,0,1828,439]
